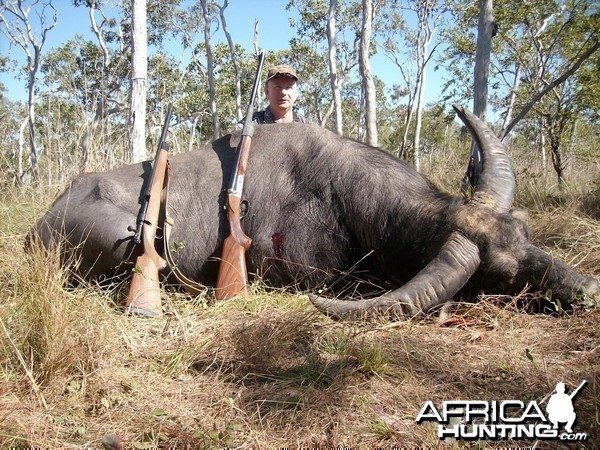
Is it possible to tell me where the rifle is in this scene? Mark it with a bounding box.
[215,52,265,300]
[125,104,173,316]
[569,380,587,400]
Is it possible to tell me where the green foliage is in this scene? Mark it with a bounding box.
[1,0,598,186]
[443,0,599,123]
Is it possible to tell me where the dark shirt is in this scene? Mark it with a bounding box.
[251,106,307,124]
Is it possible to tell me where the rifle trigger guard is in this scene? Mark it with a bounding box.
[240,200,249,219]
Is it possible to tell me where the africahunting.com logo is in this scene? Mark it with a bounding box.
[416,380,588,442]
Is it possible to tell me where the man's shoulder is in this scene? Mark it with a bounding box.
[248,107,309,125]
[252,110,268,124]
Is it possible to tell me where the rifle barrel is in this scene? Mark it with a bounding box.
[131,104,174,243]
[158,104,174,150]
[227,52,265,194]
[569,380,587,399]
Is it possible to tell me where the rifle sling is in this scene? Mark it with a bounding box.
[161,161,207,297]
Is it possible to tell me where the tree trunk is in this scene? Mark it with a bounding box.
[81,102,121,172]
[413,16,433,174]
[319,99,336,128]
[500,40,600,140]
[129,0,148,163]
[538,117,547,170]
[412,0,441,170]
[27,64,39,182]
[549,128,565,187]
[472,0,494,121]
[0,1,57,182]
[218,0,242,121]
[18,116,28,184]
[465,0,495,188]
[359,0,377,146]
[81,1,113,171]
[201,0,220,140]
[501,63,521,134]
[327,0,343,135]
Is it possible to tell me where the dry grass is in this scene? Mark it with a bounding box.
[1,162,599,448]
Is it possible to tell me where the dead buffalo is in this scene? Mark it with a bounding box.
[29,106,599,319]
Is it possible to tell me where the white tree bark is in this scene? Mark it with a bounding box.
[465,0,495,187]
[473,0,494,121]
[129,0,148,163]
[218,0,242,121]
[18,116,28,183]
[201,0,220,140]
[0,0,57,182]
[359,0,377,146]
[413,59,427,172]
[81,2,114,171]
[327,0,343,135]
[501,63,521,134]
[412,0,441,171]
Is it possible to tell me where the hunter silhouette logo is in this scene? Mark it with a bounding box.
[416,380,588,442]
[546,380,586,433]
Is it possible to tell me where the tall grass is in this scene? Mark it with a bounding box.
[0,145,599,447]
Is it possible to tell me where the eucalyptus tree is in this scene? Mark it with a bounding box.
[442,0,599,184]
[287,0,334,127]
[77,1,124,169]
[211,43,254,132]
[327,0,343,134]
[494,0,599,140]
[497,0,599,185]
[217,0,242,121]
[180,42,255,144]
[0,74,25,186]
[71,0,182,165]
[287,0,359,131]
[359,0,378,146]
[0,0,58,183]
[199,0,220,140]
[379,0,446,169]
[69,0,130,170]
[378,5,411,157]
[129,0,147,163]
[171,0,222,141]
[464,0,495,189]
[147,52,184,150]
[285,39,332,124]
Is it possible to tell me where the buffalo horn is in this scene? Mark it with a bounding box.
[309,106,516,319]
[309,231,480,319]
[453,105,515,212]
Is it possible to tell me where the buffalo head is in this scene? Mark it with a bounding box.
[309,106,599,319]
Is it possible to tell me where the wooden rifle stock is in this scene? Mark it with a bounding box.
[215,52,265,300]
[215,138,253,300]
[125,105,173,316]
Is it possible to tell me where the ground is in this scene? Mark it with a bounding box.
[1,183,599,449]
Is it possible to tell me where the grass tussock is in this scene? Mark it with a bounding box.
[1,157,600,448]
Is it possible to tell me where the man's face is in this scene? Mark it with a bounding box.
[265,76,299,112]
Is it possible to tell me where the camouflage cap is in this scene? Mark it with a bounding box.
[266,64,298,82]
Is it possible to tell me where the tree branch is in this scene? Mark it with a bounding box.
[500,39,600,140]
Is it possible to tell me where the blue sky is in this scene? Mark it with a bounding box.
[0,1,445,104]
